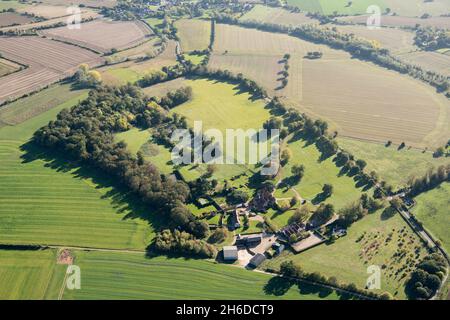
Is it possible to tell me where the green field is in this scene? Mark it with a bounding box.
[62,251,343,300]
[412,182,450,254]
[263,209,427,299]
[274,136,367,210]
[338,137,450,188]
[0,87,155,249]
[0,59,19,77]
[0,84,87,127]
[0,0,27,10]
[0,249,64,300]
[115,127,151,155]
[286,0,386,15]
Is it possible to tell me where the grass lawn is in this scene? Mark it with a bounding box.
[62,251,344,300]
[167,77,271,182]
[103,67,141,84]
[0,249,65,300]
[337,137,450,188]
[412,182,450,254]
[235,219,264,235]
[145,17,164,30]
[0,0,27,10]
[286,0,386,15]
[0,89,156,249]
[275,136,367,210]
[114,127,151,155]
[184,52,206,65]
[263,209,428,299]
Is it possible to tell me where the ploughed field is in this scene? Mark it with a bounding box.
[0,12,34,27]
[40,20,153,54]
[0,36,103,104]
[0,10,100,33]
[239,4,317,27]
[209,23,450,149]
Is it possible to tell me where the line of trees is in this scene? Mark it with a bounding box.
[408,164,450,197]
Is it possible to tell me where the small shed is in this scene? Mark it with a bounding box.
[248,253,266,268]
[222,246,238,261]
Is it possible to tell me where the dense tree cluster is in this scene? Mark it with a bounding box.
[414,27,450,50]
[32,84,212,246]
[337,193,383,227]
[154,229,217,258]
[408,165,450,197]
[406,254,447,299]
[73,64,102,89]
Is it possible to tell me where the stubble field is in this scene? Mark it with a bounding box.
[210,23,450,149]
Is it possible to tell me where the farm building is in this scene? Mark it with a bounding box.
[228,210,241,230]
[271,242,285,256]
[236,234,262,247]
[222,246,238,261]
[248,253,266,268]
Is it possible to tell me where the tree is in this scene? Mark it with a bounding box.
[322,184,333,198]
[289,196,298,207]
[289,233,298,244]
[208,227,228,243]
[281,148,292,166]
[311,203,334,225]
[289,206,309,224]
[389,198,403,210]
[291,164,305,179]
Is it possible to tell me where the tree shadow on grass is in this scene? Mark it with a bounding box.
[20,141,167,229]
[297,280,334,298]
[381,207,396,220]
[264,277,294,296]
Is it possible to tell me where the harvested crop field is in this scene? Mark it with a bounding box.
[0,12,34,27]
[106,37,163,64]
[396,51,450,77]
[210,23,450,148]
[0,58,21,77]
[38,0,117,8]
[0,10,99,33]
[175,19,211,52]
[100,40,177,85]
[40,20,153,53]
[332,25,416,54]
[337,15,450,29]
[17,4,94,19]
[240,5,316,27]
[0,36,103,104]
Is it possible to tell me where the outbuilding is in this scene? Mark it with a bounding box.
[248,253,266,268]
[222,246,238,261]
